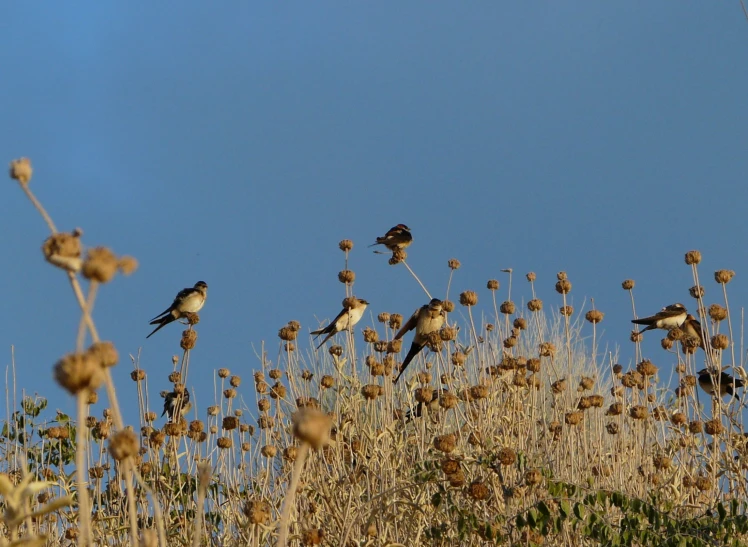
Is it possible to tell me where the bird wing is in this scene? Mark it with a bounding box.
[632,308,685,325]
[150,287,195,322]
[310,307,346,337]
[394,308,420,340]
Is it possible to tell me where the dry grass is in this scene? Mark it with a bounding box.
[3,158,748,546]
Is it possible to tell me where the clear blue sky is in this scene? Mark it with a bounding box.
[2,3,747,423]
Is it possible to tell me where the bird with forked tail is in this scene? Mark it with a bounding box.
[631,303,687,335]
[394,298,445,383]
[311,298,368,349]
[369,224,412,253]
[147,281,208,338]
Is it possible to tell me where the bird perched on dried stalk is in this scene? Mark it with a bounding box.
[147,281,208,338]
[631,303,687,334]
[394,298,445,383]
[162,389,191,421]
[369,224,412,253]
[311,298,368,349]
[698,368,745,399]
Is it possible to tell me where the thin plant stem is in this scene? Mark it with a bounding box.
[401,260,431,300]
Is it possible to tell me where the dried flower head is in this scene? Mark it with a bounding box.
[637,360,658,376]
[278,326,297,341]
[180,330,197,350]
[338,239,353,252]
[685,250,702,265]
[622,279,635,290]
[389,248,407,265]
[9,157,33,184]
[525,469,542,486]
[539,342,556,357]
[585,310,604,324]
[671,412,687,426]
[606,422,619,435]
[117,256,139,276]
[467,480,490,501]
[705,419,724,436]
[440,325,458,341]
[714,269,735,284]
[361,384,380,400]
[630,330,643,343]
[708,304,727,322]
[388,314,403,330]
[606,403,623,416]
[555,279,572,295]
[434,434,457,453]
[82,247,119,283]
[499,301,515,315]
[487,279,499,290]
[87,341,119,368]
[527,299,543,312]
[513,318,527,330]
[526,272,536,282]
[560,305,574,317]
[292,408,332,449]
[551,378,567,394]
[711,334,730,350]
[442,300,455,312]
[377,312,390,324]
[459,291,478,306]
[629,405,648,420]
[54,352,105,395]
[108,430,139,462]
[565,411,584,426]
[42,231,82,272]
[689,285,705,299]
[579,376,594,391]
[448,258,461,270]
[338,270,355,284]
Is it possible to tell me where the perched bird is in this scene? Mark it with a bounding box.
[680,314,705,350]
[147,281,208,338]
[404,388,446,423]
[369,224,412,252]
[394,298,445,383]
[311,298,369,349]
[162,389,191,421]
[631,303,687,334]
[698,368,745,399]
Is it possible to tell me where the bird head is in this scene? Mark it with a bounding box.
[194,281,208,291]
[428,298,443,310]
[396,224,410,232]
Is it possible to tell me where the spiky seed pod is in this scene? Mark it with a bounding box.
[41,231,82,272]
[338,239,353,252]
[459,291,478,306]
[182,312,200,326]
[671,412,687,426]
[414,387,434,404]
[560,305,574,317]
[9,157,33,183]
[439,392,458,409]
[320,375,335,389]
[388,314,403,330]
[148,430,165,448]
[689,421,704,434]
[425,331,443,351]
[189,420,204,434]
[714,269,735,284]
[223,417,239,430]
[548,421,562,439]
[214,437,231,449]
[588,395,604,408]
[82,247,119,283]
[637,360,658,376]
[579,376,594,391]
[539,342,556,357]
[441,458,460,475]
[269,382,286,399]
[526,272,536,282]
[525,469,542,486]
[621,279,635,290]
[705,419,724,436]
[527,299,543,312]
[689,285,705,299]
[499,301,515,314]
[258,416,275,430]
[708,304,727,322]
[674,386,692,398]
[551,378,567,394]
[258,399,271,412]
[283,446,298,461]
[695,476,712,492]
[682,337,699,354]
[565,411,584,426]
[417,372,432,384]
[207,405,219,416]
[434,434,457,453]
[361,384,380,400]
[108,430,139,462]
[260,445,276,457]
[387,249,407,265]
[180,330,197,351]
[666,328,684,341]
[301,370,314,381]
[606,422,619,435]
[268,369,281,380]
[362,327,379,344]
[555,280,572,294]
[448,470,466,487]
[470,385,489,399]
[577,396,592,410]
[439,325,458,342]
[377,312,390,324]
[487,279,499,290]
[499,336,516,349]
[130,369,145,382]
[54,352,105,395]
[370,362,385,376]
[337,270,355,284]
[287,320,301,332]
[387,339,402,354]
[684,375,699,388]
[169,372,182,384]
[630,330,643,343]
[467,480,490,501]
[448,258,461,270]
[557,271,568,281]
[497,447,516,465]
[448,351,465,367]
[255,379,269,394]
[278,326,296,341]
[86,416,98,428]
[521,359,538,374]
[685,250,702,265]
[216,369,230,379]
[629,405,648,420]
[606,403,623,416]
[329,345,343,357]
[442,300,455,313]
[585,310,604,324]
[711,334,729,350]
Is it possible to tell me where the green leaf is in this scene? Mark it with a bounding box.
[718,502,727,523]
[560,500,571,519]
[574,503,585,520]
[538,501,551,518]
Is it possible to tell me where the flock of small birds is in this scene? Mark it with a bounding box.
[147,225,744,421]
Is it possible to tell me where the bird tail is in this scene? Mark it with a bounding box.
[315,331,336,350]
[146,316,175,338]
[394,343,423,384]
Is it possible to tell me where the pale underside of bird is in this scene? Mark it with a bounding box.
[311,298,368,349]
[631,303,687,333]
[162,390,191,421]
[147,281,208,339]
[369,224,412,253]
[697,368,745,399]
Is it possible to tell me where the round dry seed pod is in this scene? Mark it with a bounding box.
[555,279,572,294]
[389,249,407,265]
[82,247,119,283]
[560,305,574,317]
[283,446,297,461]
[329,345,343,357]
[9,157,33,183]
[130,370,145,382]
[433,434,457,453]
[216,437,232,449]
[417,372,432,384]
[525,469,542,486]
[270,382,286,399]
[526,358,540,372]
[527,373,541,390]
[42,231,82,272]
[363,327,379,343]
[513,317,527,330]
[512,372,527,387]
[629,405,648,420]
[361,384,380,400]
[685,250,702,265]
[630,330,643,343]
[551,378,567,394]
[207,405,219,416]
[181,330,197,350]
[637,360,658,376]
[689,285,705,299]
[585,310,604,324]
[441,458,460,475]
[320,375,335,389]
[689,421,704,434]
[526,272,537,282]
[442,300,454,312]
[705,419,724,436]
[218,368,230,379]
[108,430,139,462]
[230,375,241,387]
[577,397,592,410]
[224,388,237,399]
[695,476,712,492]
[606,422,619,435]
[588,395,604,408]
[667,327,684,341]
[527,299,542,312]
[671,412,687,426]
[606,403,623,416]
[565,411,583,426]
[183,312,200,325]
[258,416,274,429]
[292,408,332,449]
[711,334,729,350]
[448,258,461,270]
[557,271,568,281]
[503,336,518,349]
[260,445,276,457]
[539,342,556,357]
[652,406,667,420]
[414,387,434,404]
[377,312,390,323]
[169,371,182,383]
[387,339,402,353]
[470,385,488,399]
[337,270,355,284]
[439,392,458,409]
[622,279,635,290]
[54,352,105,395]
[579,376,594,391]
[278,326,297,341]
[269,369,282,380]
[497,447,516,465]
[459,291,478,306]
[487,279,499,290]
[301,370,314,381]
[388,313,403,330]
[709,304,727,322]
[467,480,490,501]
[448,469,466,487]
[451,351,467,367]
[440,325,458,341]
[548,421,562,439]
[338,239,353,252]
[499,301,515,314]
[714,269,735,284]
[223,417,239,430]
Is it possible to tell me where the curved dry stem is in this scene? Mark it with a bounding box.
[18,183,58,233]
[277,442,310,546]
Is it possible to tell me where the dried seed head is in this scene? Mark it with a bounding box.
[216,437,232,449]
[362,327,379,343]
[301,370,314,381]
[470,384,488,399]
[414,387,434,404]
[579,376,594,391]
[585,310,604,324]
[695,476,712,492]
[42,231,82,272]
[526,272,536,282]
[292,408,332,449]
[108,430,139,462]
[689,421,704,434]
[714,269,735,284]
[637,360,658,376]
[389,249,407,265]
[117,256,139,276]
[711,334,729,350]
[527,299,543,312]
[685,250,702,265]
[377,312,390,324]
[329,345,343,357]
[653,455,671,470]
[606,422,619,435]
[459,291,478,306]
[606,403,623,416]
[708,304,727,322]
[577,396,592,410]
[223,416,239,431]
[689,285,705,299]
[54,352,105,395]
[224,388,237,399]
[296,396,320,410]
[548,421,562,439]
[9,157,32,184]
[301,529,325,546]
[87,341,119,368]
[565,411,584,426]
[388,314,403,330]
[704,419,724,436]
[560,305,574,317]
[269,369,282,380]
[442,300,455,312]
[270,382,286,399]
[467,480,490,501]
[320,375,335,389]
[667,327,684,341]
[551,378,567,394]
[230,375,241,388]
[440,325,458,341]
[283,446,297,461]
[338,269,356,284]
[260,445,276,457]
[258,399,270,412]
[387,339,402,353]
[258,416,275,430]
[441,458,460,475]
[82,247,119,283]
[622,279,635,290]
[452,351,467,367]
[671,412,687,426]
[207,406,219,416]
[557,271,568,281]
[439,392,458,409]
[630,330,643,343]
[526,358,541,373]
[180,330,197,350]
[555,280,572,295]
[338,239,353,252]
[448,258,461,270]
[278,326,297,341]
[499,301,515,314]
[511,318,526,332]
[130,369,146,382]
[629,405,648,420]
[361,384,380,400]
[417,372,432,384]
[434,434,457,453]
[539,342,556,357]
[487,279,499,290]
[525,469,542,486]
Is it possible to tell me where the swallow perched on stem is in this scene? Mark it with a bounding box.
[162,389,191,421]
[311,298,368,349]
[147,281,208,338]
[698,368,745,399]
[369,224,412,253]
[394,298,445,383]
[680,314,705,351]
[631,303,687,334]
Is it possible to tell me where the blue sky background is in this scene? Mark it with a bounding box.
[2,3,747,424]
